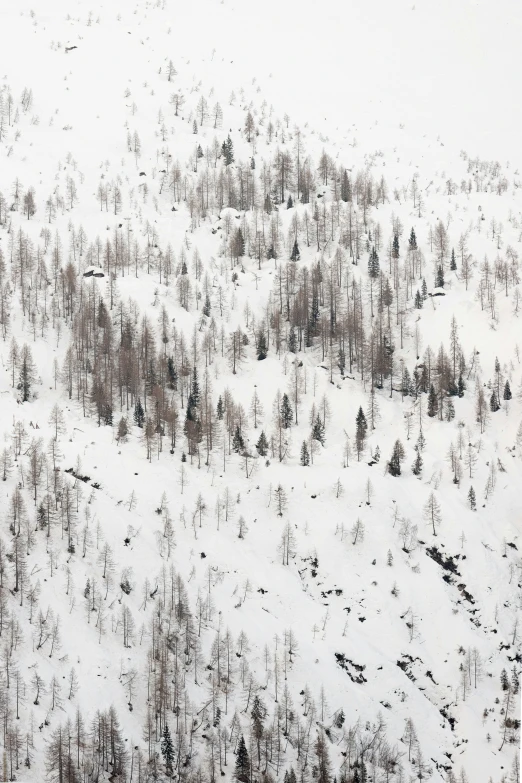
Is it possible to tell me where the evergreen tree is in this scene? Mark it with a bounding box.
[450,247,457,270]
[256,430,268,456]
[448,374,459,397]
[341,169,351,202]
[355,406,368,460]
[501,668,509,691]
[300,441,310,466]
[203,292,211,317]
[134,398,145,428]
[223,135,234,166]
[409,227,417,250]
[287,194,293,209]
[216,395,224,420]
[311,414,325,445]
[309,289,320,334]
[458,373,465,398]
[421,278,428,299]
[186,367,200,419]
[388,439,405,476]
[192,119,198,134]
[401,367,412,397]
[235,735,250,783]
[236,227,245,257]
[191,367,200,405]
[503,380,512,401]
[231,227,245,261]
[467,486,476,510]
[368,246,380,279]
[412,448,423,476]
[490,391,500,413]
[257,329,268,360]
[232,426,245,453]
[167,357,178,390]
[290,240,300,262]
[18,345,35,402]
[280,393,293,429]
[427,384,438,417]
[414,289,423,309]
[161,723,174,775]
[435,264,445,288]
[392,233,400,259]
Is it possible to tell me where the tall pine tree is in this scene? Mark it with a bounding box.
[161,724,174,775]
[235,735,250,783]
[281,393,293,429]
[368,247,380,279]
[355,406,368,460]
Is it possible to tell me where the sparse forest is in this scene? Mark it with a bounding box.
[0,2,518,783]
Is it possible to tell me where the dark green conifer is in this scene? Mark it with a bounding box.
[427,384,438,417]
[450,248,457,270]
[256,430,268,456]
[368,247,380,279]
[300,441,310,466]
[311,415,325,445]
[161,724,174,775]
[280,394,293,429]
[235,735,250,783]
[133,398,145,428]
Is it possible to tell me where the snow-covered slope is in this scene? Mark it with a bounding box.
[0,2,519,782]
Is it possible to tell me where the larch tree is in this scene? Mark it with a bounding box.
[424,492,442,536]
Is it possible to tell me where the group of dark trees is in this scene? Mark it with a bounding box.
[3,211,508,480]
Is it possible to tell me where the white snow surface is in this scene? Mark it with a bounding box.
[0,0,520,781]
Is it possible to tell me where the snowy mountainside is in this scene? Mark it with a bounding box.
[0,2,519,783]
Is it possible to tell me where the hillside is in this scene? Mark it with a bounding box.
[0,2,519,783]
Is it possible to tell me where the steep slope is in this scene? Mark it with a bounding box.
[0,2,519,783]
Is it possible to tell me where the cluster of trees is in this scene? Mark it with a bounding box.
[46,707,126,783]
[0,68,518,783]
[6,209,508,486]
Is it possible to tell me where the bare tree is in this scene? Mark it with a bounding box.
[423,492,441,536]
